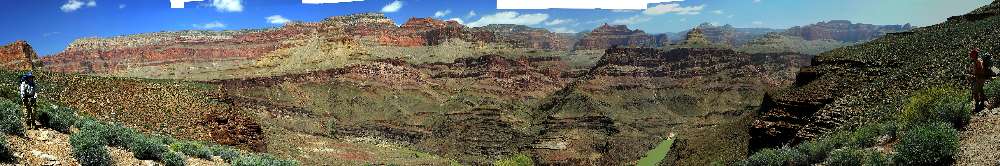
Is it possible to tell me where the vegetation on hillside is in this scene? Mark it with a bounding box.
[742,87,968,165]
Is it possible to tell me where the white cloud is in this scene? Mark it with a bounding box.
[212,0,243,12]
[61,0,97,12]
[712,10,723,15]
[193,21,226,29]
[170,0,203,8]
[643,3,704,15]
[612,15,651,25]
[550,27,576,33]
[466,10,477,19]
[302,0,363,4]
[118,4,126,9]
[266,15,291,24]
[381,1,403,13]
[447,18,464,24]
[434,9,451,18]
[752,21,764,25]
[544,19,573,26]
[497,0,683,10]
[467,11,549,27]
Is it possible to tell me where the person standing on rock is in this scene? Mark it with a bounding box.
[971,49,987,112]
[19,72,38,129]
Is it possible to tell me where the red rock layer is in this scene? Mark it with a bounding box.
[0,40,40,70]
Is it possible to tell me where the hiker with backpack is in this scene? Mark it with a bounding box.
[19,72,37,129]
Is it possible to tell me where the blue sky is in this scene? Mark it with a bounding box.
[0,0,992,55]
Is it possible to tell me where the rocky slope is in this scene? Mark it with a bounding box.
[210,54,572,165]
[205,46,809,165]
[531,47,809,165]
[750,1,997,153]
[782,20,913,42]
[0,40,41,70]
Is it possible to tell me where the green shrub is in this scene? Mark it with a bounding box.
[170,141,213,159]
[0,99,24,135]
[70,130,113,166]
[104,123,140,148]
[894,122,959,165]
[862,151,891,166]
[0,135,14,162]
[826,148,891,166]
[744,148,805,166]
[230,153,298,166]
[493,153,534,166]
[985,78,1000,102]
[128,134,168,160]
[901,87,972,128]
[826,147,864,166]
[327,119,338,138]
[209,145,242,162]
[37,104,76,133]
[847,122,898,147]
[161,151,187,166]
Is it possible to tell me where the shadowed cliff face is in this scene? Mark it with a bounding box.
[750,0,1000,152]
[0,40,40,70]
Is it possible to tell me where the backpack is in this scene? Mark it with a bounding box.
[19,75,35,99]
[984,51,997,77]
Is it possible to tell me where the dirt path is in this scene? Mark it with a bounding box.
[956,108,1000,165]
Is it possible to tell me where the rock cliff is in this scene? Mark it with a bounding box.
[0,40,41,70]
[574,24,658,50]
[782,20,913,42]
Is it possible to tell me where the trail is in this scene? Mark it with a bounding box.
[956,107,1000,165]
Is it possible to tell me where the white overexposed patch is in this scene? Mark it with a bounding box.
[497,0,683,10]
[302,0,364,4]
[170,0,204,9]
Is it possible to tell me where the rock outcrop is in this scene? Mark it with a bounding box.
[782,20,913,42]
[574,24,658,50]
[0,40,40,70]
[689,23,781,47]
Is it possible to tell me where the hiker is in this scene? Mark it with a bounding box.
[19,72,37,129]
[971,49,987,112]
